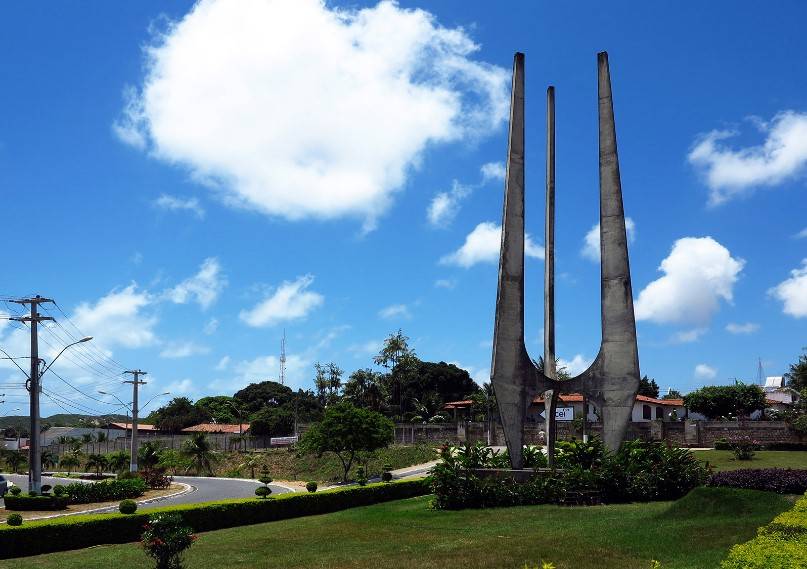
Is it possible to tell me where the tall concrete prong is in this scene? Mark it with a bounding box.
[543,85,560,468]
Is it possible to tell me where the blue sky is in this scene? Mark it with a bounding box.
[1,1,806,416]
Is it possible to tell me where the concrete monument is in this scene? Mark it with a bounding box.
[491,52,640,470]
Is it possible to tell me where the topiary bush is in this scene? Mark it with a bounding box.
[40,485,52,495]
[306,481,317,493]
[119,499,138,514]
[708,469,807,494]
[52,485,66,497]
[7,514,22,527]
[356,467,367,486]
[254,486,271,499]
[381,471,393,482]
[9,486,21,496]
[714,437,731,450]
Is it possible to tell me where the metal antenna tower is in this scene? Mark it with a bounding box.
[757,357,765,386]
[280,329,286,386]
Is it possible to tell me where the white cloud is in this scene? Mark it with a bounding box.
[214,353,308,392]
[159,341,210,359]
[694,364,717,381]
[427,180,471,227]
[557,355,592,377]
[348,340,382,357]
[725,322,759,334]
[688,111,807,205]
[115,0,508,229]
[635,237,744,326]
[153,194,205,219]
[72,284,157,349]
[480,161,505,183]
[165,378,196,396]
[581,218,636,262]
[378,303,411,320]
[769,259,807,318]
[440,221,544,268]
[215,356,230,371]
[434,279,456,289]
[239,275,324,327]
[452,362,489,385]
[670,328,707,344]
[795,228,807,239]
[203,318,219,335]
[164,258,226,310]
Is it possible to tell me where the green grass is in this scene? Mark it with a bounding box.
[2,487,793,569]
[695,450,807,471]
[215,443,437,482]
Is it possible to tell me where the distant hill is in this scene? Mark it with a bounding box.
[0,413,128,436]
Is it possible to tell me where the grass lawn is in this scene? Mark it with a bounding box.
[694,450,807,471]
[2,487,793,569]
[213,443,437,482]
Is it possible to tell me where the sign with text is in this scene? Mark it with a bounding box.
[539,407,575,421]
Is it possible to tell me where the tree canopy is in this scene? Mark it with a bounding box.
[233,381,294,416]
[785,348,807,392]
[250,406,294,437]
[298,401,394,482]
[638,376,660,398]
[683,383,766,419]
[150,397,210,433]
[194,396,238,424]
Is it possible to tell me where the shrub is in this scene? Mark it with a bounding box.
[714,437,731,450]
[708,469,807,494]
[141,468,172,490]
[27,491,37,497]
[141,512,196,569]
[728,436,759,460]
[4,495,69,511]
[791,415,807,437]
[7,514,22,527]
[255,486,271,499]
[382,471,393,482]
[306,481,317,493]
[9,486,21,496]
[356,467,367,486]
[118,470,139,480]
[0,479,428,559]
[52,485,66,497]
[64,478,147,504]
[119,499,138,514]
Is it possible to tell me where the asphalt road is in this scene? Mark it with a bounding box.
[1,473,292,512]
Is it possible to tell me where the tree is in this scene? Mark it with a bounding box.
[535,356,572,381]
[411,361,480,404]
[40,450,57,470]
[233,381,294,416]
[151,397,210,433]
[662,389,683,400]
[298,401,394,482]
[106,450,130,473]
[138,441,163,472]
[411,392,448,423]
[250,406,294,437]
[683,382,766,419]
[58,453,80,475]
[181,432,217,476]
[343,368,386,410]
[638,375,660,398]
[195,396,238,424]
[238,453,263,479]
[327,363,343,399]
[313,363,329,404]
[85,453,109,477]
[4,451,26,474]
[785,348,807,392]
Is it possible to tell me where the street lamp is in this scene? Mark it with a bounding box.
[40,337,92,377]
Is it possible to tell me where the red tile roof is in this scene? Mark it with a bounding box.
[109,422,160,431]
[182,423,251,434]
[443,400,474,409]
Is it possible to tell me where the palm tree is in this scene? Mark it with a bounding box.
[41,450,57,471]
[96,431,108,452]
[138,441,163,472]
[4,451,26,474]
[411,393,448,424]
[106,450,130,473]
[81,433,95,453]
[85,453,108,477]
[238,453,262,479]
[59,453,80,475]
[181,432,217,476]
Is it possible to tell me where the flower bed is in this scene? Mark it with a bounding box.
[707,468,807,494]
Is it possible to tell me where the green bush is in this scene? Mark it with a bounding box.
[9,486,21,496]
[382,471,393,482]
[721,492,807,568]
[119,499,138,514]
[4,495,69,511]
[255,486,271,499]
[142,512,196,569]
[52,485,66,497]
[64,478,147,504]
[306,481,317,493]
[7,514,22,527]
[714,437,731,450]
[0,479,429,559]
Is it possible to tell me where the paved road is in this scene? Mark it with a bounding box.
[1,473,292,512]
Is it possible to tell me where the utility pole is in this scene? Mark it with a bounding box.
[10,295,53,493]
[124,369,147,472]
[280,330,286,386]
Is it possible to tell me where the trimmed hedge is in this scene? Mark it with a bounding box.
[722,492,807,568]
[708,468,807,494]
[0,479,429,559]
[64,478,147,504]
[3,495,69,511]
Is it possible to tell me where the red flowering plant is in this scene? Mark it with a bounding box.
[141,512,196,569]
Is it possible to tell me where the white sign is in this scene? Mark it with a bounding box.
[539,408,575,421]
[270,436,298,446]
